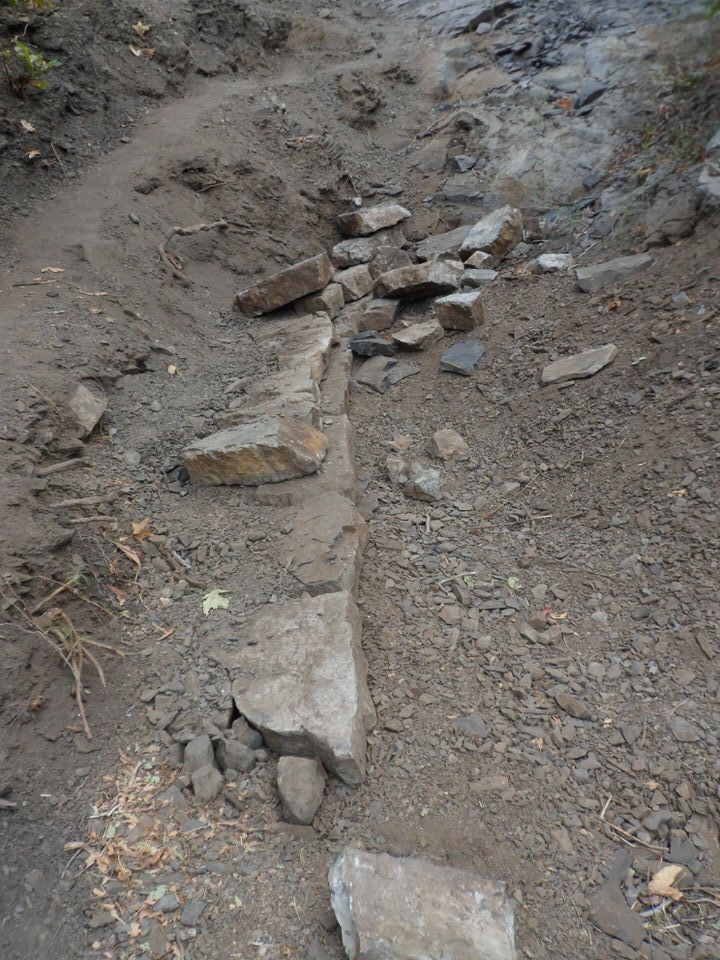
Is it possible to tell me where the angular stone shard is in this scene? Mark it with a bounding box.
[357,298,400,333]
[236,253,333,316]
[349,331,399,357]
[277,756,326,825]
[337,203,411,238]
[541,344,617,385]
[440,340,487,375]
[430,428,470,461]
[465,250,497,269]
[68,382,108,438]
[332,226,407,268]
[334,264,375,302]
[281,493,367,598]
[329,847,517,960]
[374,260,463,301]
[462,268,497,288]
[183,416,327,486]
[392,320,444,350]
[435,290,485,330]
[416,223,473,262]
[230,591,376,785]
[294,282,345,319]
[530,253,573,274]
[460,206,523,262]
[356,356,420,394]
[575,253,653,293]
[404,462,442,501]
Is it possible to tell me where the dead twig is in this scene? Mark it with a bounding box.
[157,219,229,285]
[36,457,86,478]
[50,142,68,178]
[52,493,118,508]
[66,515,116,525]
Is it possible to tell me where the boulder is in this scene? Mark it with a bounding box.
[392,320,444,349]
[435,290,485,330]
[416,223,473,262]
[337,203,411,238]
[356,356,420,394]
[430,428,470,461]
[68,382,108,438]
[357,298,400,332]
[236,253,333,316]
[440,340,487,375]
[281,493,367,598]
[277,756,326,825]
[329,847,517,960]
[404,462,442,501]
[334,264,375,301]
[374,260,463,300]
[462,268,497,287]
[216,738,256,773]
[230,591,376,785]
[575,254,653,293]
[294,282,345,319]
[183,416,327,486]
[460,206,523,262]
[465,250,497,269]
[368,246,412,280]
[332,226,407,267]
[541,344,617,384]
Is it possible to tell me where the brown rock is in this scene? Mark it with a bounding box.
[334,264,374,301]
[374,260,462,301]
[541,344,617,385]
[277,756,326,825]
[337,203,411,238]
[368,246,412,280]
[435,290,485,331]
[183,416,327,486]
[357,298,399,332]
[430,428,470,461]
[416,224,473,262]
[554,691,593,720]
[236,253,333,316]
[331,226,407,267]
[392,320,444,350]
[460,206,523,262]
[294,282,345,319]
[67,382,108,438]
[465,250,497,269]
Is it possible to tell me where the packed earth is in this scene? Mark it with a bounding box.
[1,0,719,958]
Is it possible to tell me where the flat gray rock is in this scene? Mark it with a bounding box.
[374,260,463,301]
[541,344,617,384]
[416,224,473,262]
[68,382,108,438]
[236,253,333,316]
[575,253,653,293]
[392,320,444,350]
[230,591,376,785]
[337,203,411,238]
[332,226,407,267]
[440,340,487,375]
[329,847,517,960]
[356,356,420,393]
[460,206,523,262]
[277,756,326,825]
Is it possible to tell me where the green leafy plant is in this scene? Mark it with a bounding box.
[2,37,59,94]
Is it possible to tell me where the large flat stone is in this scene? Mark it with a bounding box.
[275,313,336,382]
[254,415,357,506]
[281,493,367,598]
[416,223,473,261]
[379,0,520,37]
[374,260,463,301]
[329,847,517,960]
[337,203,411,238]
[217,366,322,428]
[460,206,523,262]
[541,344,618,384]
[440,340,487,375]
[183,416,327,486]
[332,226,407,268]
[392,320,444,350]
[356,356,420,393]
[320,346,353,416]
[230,591,376,784]
[277,757,325,825]
[575,253,653,293]
[236,253,333,316]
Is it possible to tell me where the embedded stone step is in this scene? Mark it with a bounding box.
[329,847,517,960]
[374,260,463,301]
[541,344,618,384]
[575,253,653,293]
[183,416,327,486]
[337,203,411,238]
[416,223,473,262]
[294,282,345,319]
[460,205,523,262]
[236,253,333,316]
[230,591,376,785]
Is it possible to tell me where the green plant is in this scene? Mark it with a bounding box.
[2,37,59,94]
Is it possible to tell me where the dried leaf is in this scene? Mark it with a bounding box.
[649,864,684,901]
[202,589,230,616]
[115,542,142,569]
[133,21,151,38]
[145,47,155,58]
[26,149,41,160]
[557,96,572,113]
[107,585,127,607]
[128,44,142,57]
[20,119,36,133]
[131,518,153,542]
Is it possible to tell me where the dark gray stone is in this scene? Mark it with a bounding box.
[439,340,487,375]
[356,356,420,393]
[348,332,399,357]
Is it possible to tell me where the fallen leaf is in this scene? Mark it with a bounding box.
[28,696,45,712]
[607,297,621,311]
[107,585,127,607]
[20,119,36,133]
[131,518,154,542]
[145,47,155,58]
[557,96,572,113]
[128,44,142,57]
[26,149,41,159]
[649,864,684,901]
[115,542,142,569]
[41,266,64,273]
[133,20,151,38]
[202,588,230,616]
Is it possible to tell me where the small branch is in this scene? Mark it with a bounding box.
[36,457,86,478]
[52,493,117,508]
[157,219,229,285]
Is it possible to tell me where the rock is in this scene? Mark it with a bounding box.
[541,344,617,385]
[554,691,593,720]
[191,764,223,802]
[182,735,215,777]
[440,340,486,375]
[435,290,485,330]
[156,894,179,913]
[460,206,523,262]
[216,738,256,773]
[368,246,412,280]
[452,154,477,172]
[454,715,487,738]
[430,428,470,461]
[334,264,375,301]
[356,356,420,393]
[416,224,473,262]
[465,250,497,269]
[329,847,517,960]
[357,298,399,332]
[230,591,375,785]
[183,416,327,486]
[589,854,645,949]
[386,454,410,486]
[332,226,407,267]
[67,382,108,438]
[670,716,700,743]
[274,312,335,381]
[348,331,399,357]
[231,716,264,749]
[337,203,411,237]
[180,900,206,927]
[277,756,326,825]
[462,268,497,287]
[404,462,442,501]
[294,283,345,319]
[374,260,463,300]
[530,253,573,273]
[575,253,653,293]
[282,493,367,598]
[320,346,352,417]
[392,320,444,349]
[576,80,607,108]
[236,253,334,316]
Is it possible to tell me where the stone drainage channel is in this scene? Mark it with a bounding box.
[174,197,657,959]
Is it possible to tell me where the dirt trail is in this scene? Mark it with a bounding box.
[1,1,719,959]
